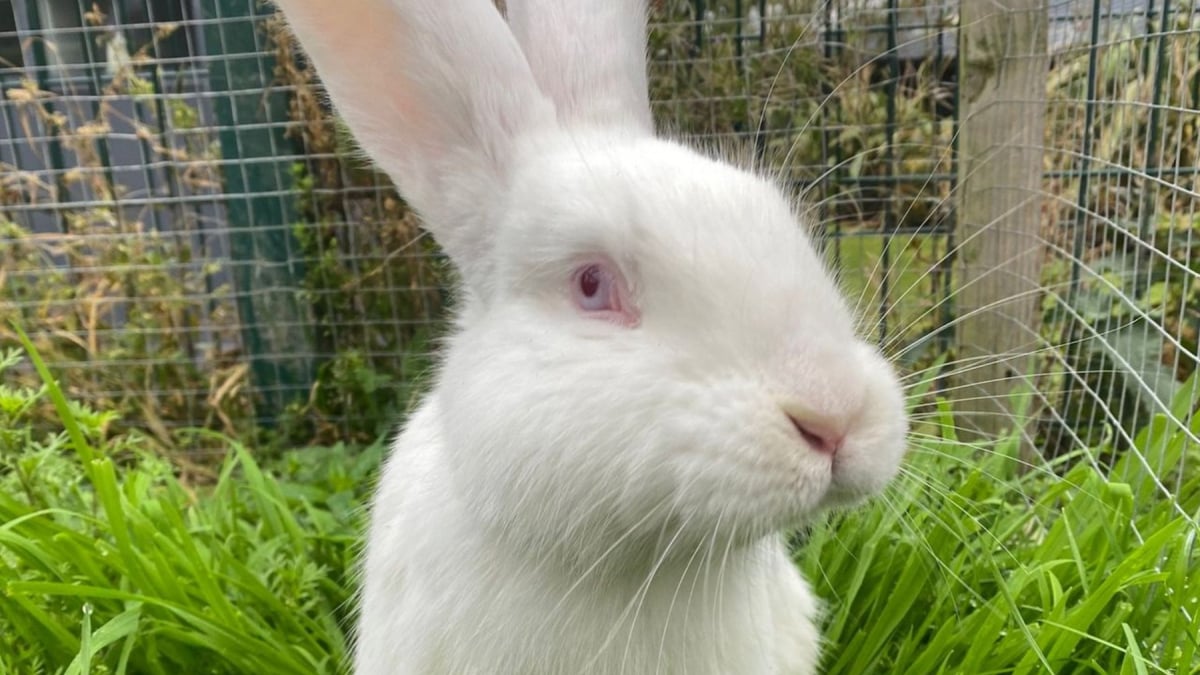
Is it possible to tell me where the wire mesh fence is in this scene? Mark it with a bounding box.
[1,0,1197,470]
[0,0,443,446]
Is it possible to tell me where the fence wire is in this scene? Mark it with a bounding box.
[1,0,1197,482]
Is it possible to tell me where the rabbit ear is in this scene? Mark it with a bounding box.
[274,0,556,283]
[505,0,654,134]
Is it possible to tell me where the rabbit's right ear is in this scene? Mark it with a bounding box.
[505,0,654,134]
[274,0,556,284]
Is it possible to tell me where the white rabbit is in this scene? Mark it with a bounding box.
[272,0,909,672]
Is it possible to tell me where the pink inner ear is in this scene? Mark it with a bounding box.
[278,0,558,294]
[293,0,535,196]
[294,3,438,162]
[343,15,448,170]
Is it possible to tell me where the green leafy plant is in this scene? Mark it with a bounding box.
[3,332,1196,673]
[801,380,1200,674]
[0,330,365,674]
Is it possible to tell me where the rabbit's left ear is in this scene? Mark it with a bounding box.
[273,0,557,293]
[505,0,654,135]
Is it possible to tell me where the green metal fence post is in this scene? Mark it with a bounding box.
[14,0,71,235]
[200,0,313,424]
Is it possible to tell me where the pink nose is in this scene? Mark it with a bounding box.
[786,413,844,455]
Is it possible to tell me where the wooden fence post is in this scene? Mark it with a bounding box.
[954,0,1049,444]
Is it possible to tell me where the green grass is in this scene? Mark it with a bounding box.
[801,394,1200,674]
[0,335,374,674]
[1,335,1197,674]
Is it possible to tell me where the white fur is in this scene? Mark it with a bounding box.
[506,0,654,132]
[273,1,909,673]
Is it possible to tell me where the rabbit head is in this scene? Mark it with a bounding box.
[275,0,908,567]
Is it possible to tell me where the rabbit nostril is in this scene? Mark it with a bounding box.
[786,413,842,455]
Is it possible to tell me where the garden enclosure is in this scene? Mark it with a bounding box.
[1,0,1197,470]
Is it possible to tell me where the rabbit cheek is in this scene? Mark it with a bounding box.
[434,323,661,545]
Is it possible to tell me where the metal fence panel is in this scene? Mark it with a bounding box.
[1,0,1196,467]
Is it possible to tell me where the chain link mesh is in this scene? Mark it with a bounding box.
[1,0,1196,476]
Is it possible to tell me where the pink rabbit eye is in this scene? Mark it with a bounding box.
[576,264,604,303]
[570,260,639,327]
